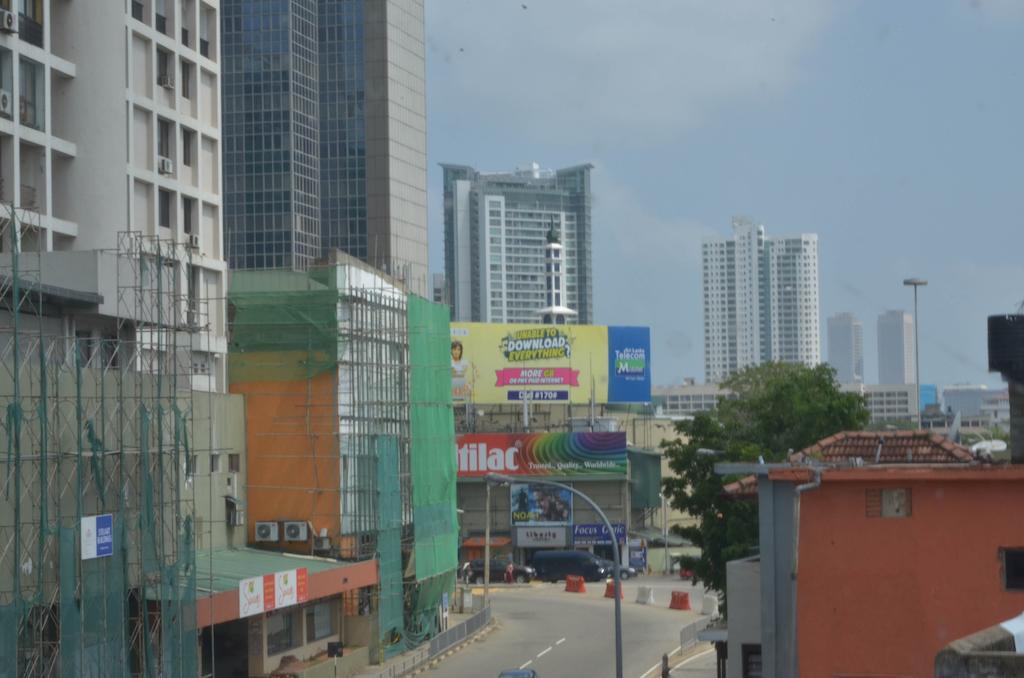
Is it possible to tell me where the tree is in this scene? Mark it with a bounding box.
[662,363,869,600]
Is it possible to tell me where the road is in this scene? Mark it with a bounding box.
[436,575,708,678]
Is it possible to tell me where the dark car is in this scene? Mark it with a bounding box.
[498,671,537,678]
[597,558,638,580]
[465,559,536,584]
[531,550,607,583]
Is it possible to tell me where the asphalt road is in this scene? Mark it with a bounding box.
[436,575,707,678]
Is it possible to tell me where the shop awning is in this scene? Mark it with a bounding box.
[195,547,377,628]
[461,536,512,548]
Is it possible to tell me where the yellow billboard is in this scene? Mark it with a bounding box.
[450,322,610,405]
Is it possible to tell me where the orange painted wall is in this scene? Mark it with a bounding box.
[797,475,1024,677]
[231,370,341,549]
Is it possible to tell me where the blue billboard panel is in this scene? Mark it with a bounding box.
[607,326,652,403]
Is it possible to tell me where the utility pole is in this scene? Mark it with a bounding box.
[483,482,491,606]
[903,278,927,429]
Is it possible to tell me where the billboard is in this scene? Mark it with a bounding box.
[456,432,628,478]
[450,323,651,405]
[572,523,627,546]
[510,482,573,526]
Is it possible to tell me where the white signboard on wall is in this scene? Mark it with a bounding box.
[239,576,265,619]
[515,526,568,548]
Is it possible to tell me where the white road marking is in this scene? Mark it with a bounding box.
[665,647,716,676]
[556,637,566,646]
[519,660,533,670]
[537,646,553,658]
[638,645,686,678]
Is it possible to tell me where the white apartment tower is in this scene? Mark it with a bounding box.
[877,310,915,385]
[702,218,820,383]
[0,0,226,389]
[827,312,864,384]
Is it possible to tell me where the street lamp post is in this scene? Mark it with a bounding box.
[484,482,491,606]
[660,492,669,576]
[903,278,927,429]
[485,473,624,678]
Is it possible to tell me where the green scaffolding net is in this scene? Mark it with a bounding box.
[375,435,405,659]
[407,296,459,581]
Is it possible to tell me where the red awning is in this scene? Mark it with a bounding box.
[462,536,512,548]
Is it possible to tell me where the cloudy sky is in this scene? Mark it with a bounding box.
[423,0,1024,388]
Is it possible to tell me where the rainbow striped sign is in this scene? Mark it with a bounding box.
[456,432,627,477]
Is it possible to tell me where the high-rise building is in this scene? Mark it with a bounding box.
[221,0,428,295]
[702,218,820,383]
[877,310,915,384]
[827,313,864,383]
[442,162,593,324]
[0,0,228,390]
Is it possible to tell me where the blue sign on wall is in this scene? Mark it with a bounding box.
[81,513,113,560]
[572,522,627,545]
[607,326,651,403]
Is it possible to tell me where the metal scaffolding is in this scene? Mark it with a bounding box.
[0,206,202,677]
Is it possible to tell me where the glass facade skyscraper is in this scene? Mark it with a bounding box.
[221,0,428,294]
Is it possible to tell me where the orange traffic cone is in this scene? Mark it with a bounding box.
[604,581,623,599]
[669,591,691,610]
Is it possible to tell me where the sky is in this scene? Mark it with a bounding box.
[423,0,1024,389]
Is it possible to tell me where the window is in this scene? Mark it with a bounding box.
[266,612,296,656]
[183,197,194,234]
[157,119,172,158]
[1004,550,1024,590]
[182,128,194,166]
[155,0,167,34]
[157,49,172,84]
[181,61,192,99]
[741,644,762,678]
[305,602,335,642]
[18,57,42,129]
[228,453,240,473]
[131,1,144,22]
[209,453,220,473]
[158,190,171,229]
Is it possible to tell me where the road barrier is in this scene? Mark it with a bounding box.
[635,586,656,605]
[604,580,623,599]
[669,591,691,610]
[565,575,587,593]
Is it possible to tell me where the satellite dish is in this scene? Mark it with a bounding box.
[971,440,1008,455]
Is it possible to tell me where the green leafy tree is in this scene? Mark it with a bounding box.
[662,363,869,600]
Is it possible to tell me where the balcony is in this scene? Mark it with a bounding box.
[18,14,42,48]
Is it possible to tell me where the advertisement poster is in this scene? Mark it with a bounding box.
[457,432,627,478]
[239,576,265,618]
[510,482,573,526]
[451,322,651,405]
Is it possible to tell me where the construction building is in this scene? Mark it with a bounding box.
[0,211,239,676]
[226,252,459,671]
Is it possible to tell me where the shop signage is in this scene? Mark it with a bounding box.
[81,514,113,560]
[572,523,626,546]
[515,526,568,548]
[238,567,308,618]
[457,432,627,478]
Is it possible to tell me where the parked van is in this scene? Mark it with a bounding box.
[531,550,607,582]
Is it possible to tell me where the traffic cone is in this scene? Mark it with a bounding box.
[669,591,691,610]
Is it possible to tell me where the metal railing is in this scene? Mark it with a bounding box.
[429,604,492,657]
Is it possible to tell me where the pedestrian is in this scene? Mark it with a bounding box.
[504,562,514,584]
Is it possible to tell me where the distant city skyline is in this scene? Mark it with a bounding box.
[425,2,1023,389]
[828,313,864,384]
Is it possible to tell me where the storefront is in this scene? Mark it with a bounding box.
[196,547,378,677]
[456,431,633,567]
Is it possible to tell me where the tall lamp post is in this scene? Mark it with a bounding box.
[485,473,624,678]
[903,278,927,429]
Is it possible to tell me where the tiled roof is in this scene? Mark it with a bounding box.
[791,430,974,465]
[722,431,973,498]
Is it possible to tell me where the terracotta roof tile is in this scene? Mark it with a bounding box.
[792,430,973,465]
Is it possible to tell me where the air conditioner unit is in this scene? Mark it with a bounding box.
[0,9,17,34]
[187,233,200,250]
[158,73,175,89]
[0,90,11,118]
[157,156,174,175]
[229,509,245,527]
[254,521,279,542]
[225,472,237,498]
[283,521,309,542]
[313,536,332,552]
